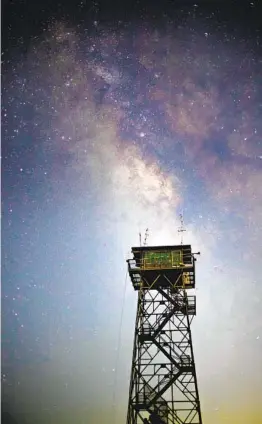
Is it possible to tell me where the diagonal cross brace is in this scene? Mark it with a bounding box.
[154,339,180,369]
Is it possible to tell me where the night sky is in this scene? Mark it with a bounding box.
[2,1,262,423]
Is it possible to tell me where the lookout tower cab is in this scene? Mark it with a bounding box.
[127,244,196,291]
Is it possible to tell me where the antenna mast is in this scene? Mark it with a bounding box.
[143,228,149,246]
[178,213,186,245]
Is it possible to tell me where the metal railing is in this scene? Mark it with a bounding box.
[127,259,193,271]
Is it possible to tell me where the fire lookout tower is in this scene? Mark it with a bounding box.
[126,244,202,424]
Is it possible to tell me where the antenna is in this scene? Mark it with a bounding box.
[139,232,142,247]
[143,228,149,246]
[178,213,186,245]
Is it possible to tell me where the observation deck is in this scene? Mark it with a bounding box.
[127,244,196,290]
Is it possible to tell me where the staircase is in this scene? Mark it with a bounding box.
[136,380,169,424]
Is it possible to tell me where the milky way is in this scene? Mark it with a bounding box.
[7,19,261,222]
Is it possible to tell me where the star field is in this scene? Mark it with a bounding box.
[2,1,262,423]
